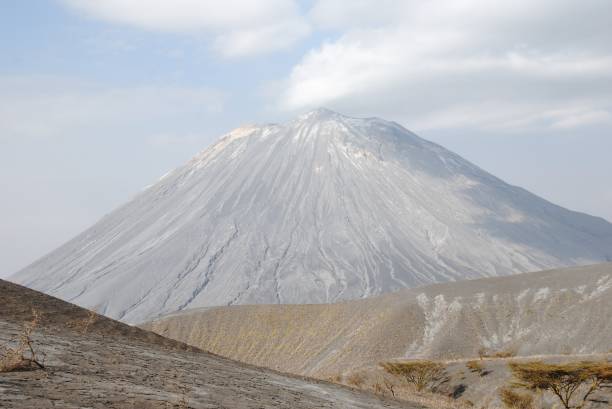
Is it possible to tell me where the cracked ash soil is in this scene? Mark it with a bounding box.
[0,279,420,409]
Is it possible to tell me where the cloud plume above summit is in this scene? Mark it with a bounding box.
[279,0,612,131]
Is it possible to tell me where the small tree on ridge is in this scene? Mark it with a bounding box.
[382,360,446,392]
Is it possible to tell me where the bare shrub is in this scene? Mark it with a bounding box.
[371,375,397,398]
[382,360,446,392]
[499,387,534,409]
[68,309,98,334]
[466,360,484,374]
[73,310,98,335]
[373,382,384,395]
[382,376,396,397]
[0,309,45,372]
[509,360,612,409]
[346,372,365,388]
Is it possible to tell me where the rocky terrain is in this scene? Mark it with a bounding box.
[347,353,611,409]
[13,109,612,323]
[0,279,419,409]
[145,263,612,379]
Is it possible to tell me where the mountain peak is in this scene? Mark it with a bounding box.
[13,111,612,323]
[298,107,343,121]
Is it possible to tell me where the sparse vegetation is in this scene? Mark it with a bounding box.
[477,346,516,359]
[493,349,517,358]
[371,375,397,398]
[346,372,365,388]
[73,309,98,335]
[508,360,612,409]
[373,381,384,395]
[382,360,446,392]
[382,376,396,398]
[0,309,45,372]
[499,387,534,409]
[67,309,98,334]
[327,374,342,383]
[466,360,484,374]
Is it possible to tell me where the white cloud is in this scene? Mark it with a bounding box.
[213,19,310,58]
[0,76,225,140]
[61,0,310,57]
[309,0,406,29]
[410,102,612,132]
[549,109,612,129]
[279,0,612,132]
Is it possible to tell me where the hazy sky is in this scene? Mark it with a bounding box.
[2,0,612,277]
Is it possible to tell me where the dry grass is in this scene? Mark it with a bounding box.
[327,373,342,383]
[499,387,534,409]
[389,389,475,409]
[346,372,366,388]
[466,360,484,374]
[478,347,516,359]
[344,364,482,409]
[0,309,45,372]
[493,350,517,359]
[367,378,473,409]
[72,310,98,335]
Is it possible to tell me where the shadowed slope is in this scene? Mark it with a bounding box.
[0,279,418,409]
[145,263,612,378]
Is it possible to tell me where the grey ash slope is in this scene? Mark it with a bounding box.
[13,108,612,323]
[0,279,417,409]
[144,263,612,379]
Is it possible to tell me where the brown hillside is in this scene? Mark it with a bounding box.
[0,279,419,409]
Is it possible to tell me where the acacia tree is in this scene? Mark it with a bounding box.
[382,360,446,392]
[509,361,612,409]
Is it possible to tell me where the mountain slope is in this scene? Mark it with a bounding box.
[144,263,612,378]
[0,279,417,409]
[13,108,612,322]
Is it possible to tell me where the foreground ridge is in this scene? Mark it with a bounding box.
[0,279,417,409]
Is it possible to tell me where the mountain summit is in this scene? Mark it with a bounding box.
[13,109,612,322]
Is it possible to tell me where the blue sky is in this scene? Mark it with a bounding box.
[1,0,612,276]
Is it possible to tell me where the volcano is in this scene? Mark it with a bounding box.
[13,109,612,322]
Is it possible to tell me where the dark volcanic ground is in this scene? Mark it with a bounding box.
[0,279,419,409]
